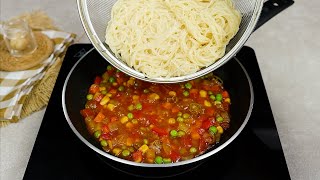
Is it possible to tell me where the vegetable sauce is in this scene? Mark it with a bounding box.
[80,65,231,164]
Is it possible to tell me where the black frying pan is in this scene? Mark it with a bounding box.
[62,48,253,177]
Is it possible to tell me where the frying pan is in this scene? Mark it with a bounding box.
[62,47,254,176]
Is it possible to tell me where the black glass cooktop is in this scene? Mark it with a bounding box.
[23,44,291,180]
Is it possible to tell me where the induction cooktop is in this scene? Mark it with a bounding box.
[23,44,291,180]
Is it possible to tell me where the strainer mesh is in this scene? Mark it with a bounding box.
[78,0,263,83]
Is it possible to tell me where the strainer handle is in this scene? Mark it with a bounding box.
[254,0,294,31]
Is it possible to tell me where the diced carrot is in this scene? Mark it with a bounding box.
[110,116,118,122]
[93,111,105,123]
[171,106,180,113]
[191,131,201,140]
[162,102,172,109]
[89,84,100,94]
[126,137,133,146]
[222,91,229,98]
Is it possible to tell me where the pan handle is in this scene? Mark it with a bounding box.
[254,0,294,31]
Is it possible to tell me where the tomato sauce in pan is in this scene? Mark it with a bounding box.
[80,65,231,164]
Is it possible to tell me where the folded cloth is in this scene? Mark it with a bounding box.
[0,30,75,122]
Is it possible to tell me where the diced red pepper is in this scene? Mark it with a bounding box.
[89,84,100,94]
[151,126,168,136]
[101,124,110,133]
[221,91,229,98]
[94,76,102,85]
[210,85,222,94]
[80,108,95,118]
[202,119,214,129]
[169,151,181,162]
[132,151,143,163]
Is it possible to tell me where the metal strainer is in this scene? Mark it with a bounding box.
[77,0,263,83]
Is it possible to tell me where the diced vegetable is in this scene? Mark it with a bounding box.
[80,66,231,164]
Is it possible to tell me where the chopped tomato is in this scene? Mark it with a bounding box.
[151,126,168,136]
[222,91,229,98]
[94,76,102,85]
[101,125,110,133]
[169,151,181,162]
[132,151,143,163]
[202,119,214,129]
[205,108,215,116]
[189,89,199,98]
[199,138,207,152]
[80,108,95,118]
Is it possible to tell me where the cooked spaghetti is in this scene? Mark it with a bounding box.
[105,0,241,78]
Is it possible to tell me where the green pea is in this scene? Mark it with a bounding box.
[216,93,222,101]
[101,90,107,95]
[163,158,172,164]
[155,156,163,164]
[86,94,93,100]
[177,112,182,117]
[170,130,178,137]
[122,149,130,157]
[182,113,190,119]
[136,103,142,110]
[118,86,125,91]
[143,139,148,144]
[185,83,192,89]
[143,89,150,93]
[100,140,108,147]
[209,95,216,100]
[208,91,213,95]
[190,147,197,153]
[209,126,217,134]
[109,77,116,83]
[127,112,134,119]
[116,69,121,73]
[107,65,113,71]
[216,116,224,122]
[183,91,189,97]
[177,130,185,137]
[94,130,101,138]
[177,117,184,122]
[128,104,134,111]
